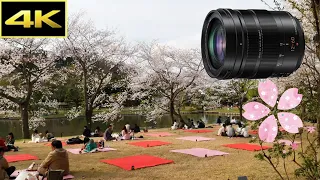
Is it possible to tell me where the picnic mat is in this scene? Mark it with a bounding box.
[66,147,116,154]
[183,129,214,133]
[11,170,74,180]
[176,136,215,142]
[4,154,38,163]
[223,143,271,151]
[145,132,174,137]
[278,139,301,146]
[101,155,173,170]
[170,148,228,157]
[128,140,171,148]
[249,130,258,134]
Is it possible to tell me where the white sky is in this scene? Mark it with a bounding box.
[68,0,274,49]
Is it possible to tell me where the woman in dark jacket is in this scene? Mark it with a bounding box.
[6,133,18,151]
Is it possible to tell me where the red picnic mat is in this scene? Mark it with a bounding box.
[4,154,38,163]
[223,143,271,151]
[101,155,174,170]
[128,140,172,148]
[249,130,258,134]
[183,129,214,133]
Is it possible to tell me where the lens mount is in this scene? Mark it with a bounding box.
[201,9,305,79]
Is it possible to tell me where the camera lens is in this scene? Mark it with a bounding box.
[208,21,226,68]
[201,9,305,79]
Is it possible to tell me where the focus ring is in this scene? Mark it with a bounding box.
[252,10,280,78]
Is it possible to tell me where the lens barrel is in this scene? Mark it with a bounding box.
[201,9,305,79]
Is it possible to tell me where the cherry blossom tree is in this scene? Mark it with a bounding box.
[262,0,320,143]
[0,39,58,138]
[131,43,203,126]
[56,14,135,129]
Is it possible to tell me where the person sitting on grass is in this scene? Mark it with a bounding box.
[5,133,18,152]
[93,126,103,137]
[82,126,91,138]
[38,140,69,177]
[80,139,97,154]
[236,123,249,138]
[217,124,227,136]
[198,120,205,128]
[133,124,141,133]
[31,130,43,143]
[121,126,132,140]
[104,124,115,141]
[226,124,236,138]
[0,146,15,179]
[171,120,178,130]
[45,130,54,142]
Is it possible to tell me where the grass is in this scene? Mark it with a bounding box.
[7,126,301,180]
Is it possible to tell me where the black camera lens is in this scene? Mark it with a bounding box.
[201,9,305,79]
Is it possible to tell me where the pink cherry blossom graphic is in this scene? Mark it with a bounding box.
[243,80,303,143]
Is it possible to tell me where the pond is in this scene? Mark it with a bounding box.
[0,113,237,139]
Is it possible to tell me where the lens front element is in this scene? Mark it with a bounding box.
[208,23,226,68]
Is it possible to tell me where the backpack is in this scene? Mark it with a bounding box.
[66,137,83,144]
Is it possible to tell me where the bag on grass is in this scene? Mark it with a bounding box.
[66,137,83,144]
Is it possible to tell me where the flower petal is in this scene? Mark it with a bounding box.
[258,80,278,107]
[259,115,278,142]
[243,102,270,121]
[277,88,302,110]
[278,112,303,133]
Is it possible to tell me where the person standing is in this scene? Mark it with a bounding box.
[216,116,222,125]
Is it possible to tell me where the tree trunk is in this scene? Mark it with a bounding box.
[239,97,243,121]
[85,108,93,130]
[317,83,320,146]
[169,99,175,124]
[83,67,92,129]
[20,104,30,139]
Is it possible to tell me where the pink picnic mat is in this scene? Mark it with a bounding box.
[66,147,116,154]
[11,170,74,179]
[145,132,174,137]
[278,139,301,146]
[176,136,215,142]
[170,148,229,157]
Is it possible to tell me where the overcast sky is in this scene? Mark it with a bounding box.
[68,0,274,49]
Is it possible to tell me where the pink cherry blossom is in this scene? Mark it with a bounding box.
[305,126,316,133]
[291,143,299,150]
[243,80,303,143]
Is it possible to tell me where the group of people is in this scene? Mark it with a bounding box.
[0,133,19,154]
[1,139,69,179]
[217,122,249,138]
[82,123,141,142]
[171,119,206,130]
[30,130,55,143]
